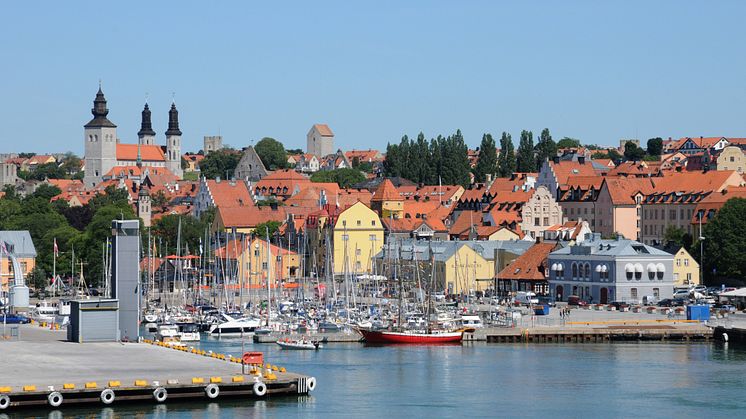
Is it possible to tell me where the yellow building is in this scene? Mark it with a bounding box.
[716,146,746,174]
[672,247,700,286]
[435,243,495,295]
[333,201,384,275]
[370,179,404,219]
[216,237,299,289]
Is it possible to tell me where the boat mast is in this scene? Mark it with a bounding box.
[265,227,272,328]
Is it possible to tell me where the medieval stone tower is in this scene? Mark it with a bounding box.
[83,86,118,188]
[165,102,183,178]
[137,185,152,227]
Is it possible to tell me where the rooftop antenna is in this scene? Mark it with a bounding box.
[171,92,176,104]
[98,79,102,89]
[145,92,149,104]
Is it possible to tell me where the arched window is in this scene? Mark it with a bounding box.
[578,263,584,279]
[585,263,591,279]
[572,263,578,278]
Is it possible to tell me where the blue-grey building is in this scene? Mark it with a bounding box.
[548,234,674,304]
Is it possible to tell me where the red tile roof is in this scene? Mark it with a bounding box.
[313,124,334,137]
[548,161,597,185]
[206,179,254,209]
[497,242,557,281]
[116,144,166,161]
[603,177,655,205]
[254,170,311,198]
[217,206,287,229]
[371,179,403,202]
[690,186,746,225]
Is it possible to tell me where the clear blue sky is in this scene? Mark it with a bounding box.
[2,1,746,154]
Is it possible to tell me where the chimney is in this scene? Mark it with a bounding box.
[552,156,560,164]
[578,156,585,164]
[216,176,221,183]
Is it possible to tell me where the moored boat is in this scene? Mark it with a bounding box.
[276,338,322,350]
[357,327,470,344]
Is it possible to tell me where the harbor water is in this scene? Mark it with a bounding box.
[9,339,746,418]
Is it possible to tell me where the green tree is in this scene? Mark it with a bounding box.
[701,198,746,282]
[310,168,366,188]
[623,142,646,161]
[473,133,498,183]
[663,226,691,251]
[255,137,288,170]
[286,148,304,155]
[151,214,208,257]
[31,184,62,201]
[534,128,558,168]
[516,130,536,172]
[198,149,241,179]
[646,137,663,156]
[557,137,581,149]
[254,220,282,238]
[351,157,373,173]
[497,132,516,177]
[60,153,83,175]
[28,162,66,180]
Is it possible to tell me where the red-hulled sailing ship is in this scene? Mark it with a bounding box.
[356,327,470,344]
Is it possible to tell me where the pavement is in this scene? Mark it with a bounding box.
[0,325,298,389]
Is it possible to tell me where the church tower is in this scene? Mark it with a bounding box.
[165,102,183,178]
[137,103,156,145]
[137,185,152,227]
[83,86,118,188]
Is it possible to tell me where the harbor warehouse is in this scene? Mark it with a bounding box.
[548,234,674,304]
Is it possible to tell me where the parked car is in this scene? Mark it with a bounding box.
[1,313,30,324]
[672,289,692,300]
[716,304,737,313]
[567,295,588,306]
[514,291,539,306]
[658,298,687,307]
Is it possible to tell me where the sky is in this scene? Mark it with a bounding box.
[2,1,746,154]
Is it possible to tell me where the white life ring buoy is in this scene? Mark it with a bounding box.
[307,377,316,392]
[100,389,115,405]
[205,383,220,399]
[153,387,168,403]
[48,391,63,407]
[0,394,10,410]
[253,381,267,397]
[722,332,729,342]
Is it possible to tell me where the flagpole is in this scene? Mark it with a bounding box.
[52,238,57,298]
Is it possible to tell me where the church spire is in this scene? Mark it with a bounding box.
[84,85,116,128]
[165,102,182,136]
[137,103,156,137]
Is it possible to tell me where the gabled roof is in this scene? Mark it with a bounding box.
[116,144,166,161]
[206,179,254,209]
[313,124,334,137]
[0,231,37,257]
[651,170,743,194]
[551,236,671,257]
[548,160,597,185]
[603,177,655,205]
[497,242,556,281]
[371,179,403,202]
[217,206,287,229]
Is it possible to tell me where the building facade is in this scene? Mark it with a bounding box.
[233,146,268,182]
[548,234,674,304]
[716,146,745,174]
[307,124,334,158]
[332,202,384,276]
[520,186,563,240]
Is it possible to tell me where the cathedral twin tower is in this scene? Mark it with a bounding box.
[83,86,183,188]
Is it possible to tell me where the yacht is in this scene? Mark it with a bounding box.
[177,323,201,341]
[208,314,261,336]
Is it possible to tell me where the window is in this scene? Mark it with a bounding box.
[356,261,361,270]
[543,217,549,226]
[585,263,591,279]
[653,288,660,298]
[372,220,376,226]
[648,271,655,280]
[572,263,578,278]
[686,272,692,283]
[635,270,641,280]
[631,288,638,300]
[674,273,679,281]
[684,259,689,267]
[342,220,347,227]
[262,262,268,270]
[254,250,260,257]
[356,248,361,256]
[578,263,583,279]
[534,217,540,226]
[676,259,681,266]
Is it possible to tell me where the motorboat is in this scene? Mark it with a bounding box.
[177,323,201,341]
[155,323,179,342]
[276,338,322,350]
[458,314,484,329]
[29,301,58,323]
[208,314,261,336]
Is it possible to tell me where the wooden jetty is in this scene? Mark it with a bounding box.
[0,325,316,411]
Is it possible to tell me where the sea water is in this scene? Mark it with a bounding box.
[10,339,746,418]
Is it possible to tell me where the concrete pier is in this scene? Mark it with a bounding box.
[465,323,713,343]
[0,325,315,411]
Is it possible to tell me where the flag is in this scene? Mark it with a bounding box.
[0,241,7,255]
[53,238,59,257]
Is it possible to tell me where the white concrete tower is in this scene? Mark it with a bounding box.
[165,102,183,178]
[137,103,156,145]
[83,86,118,188]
